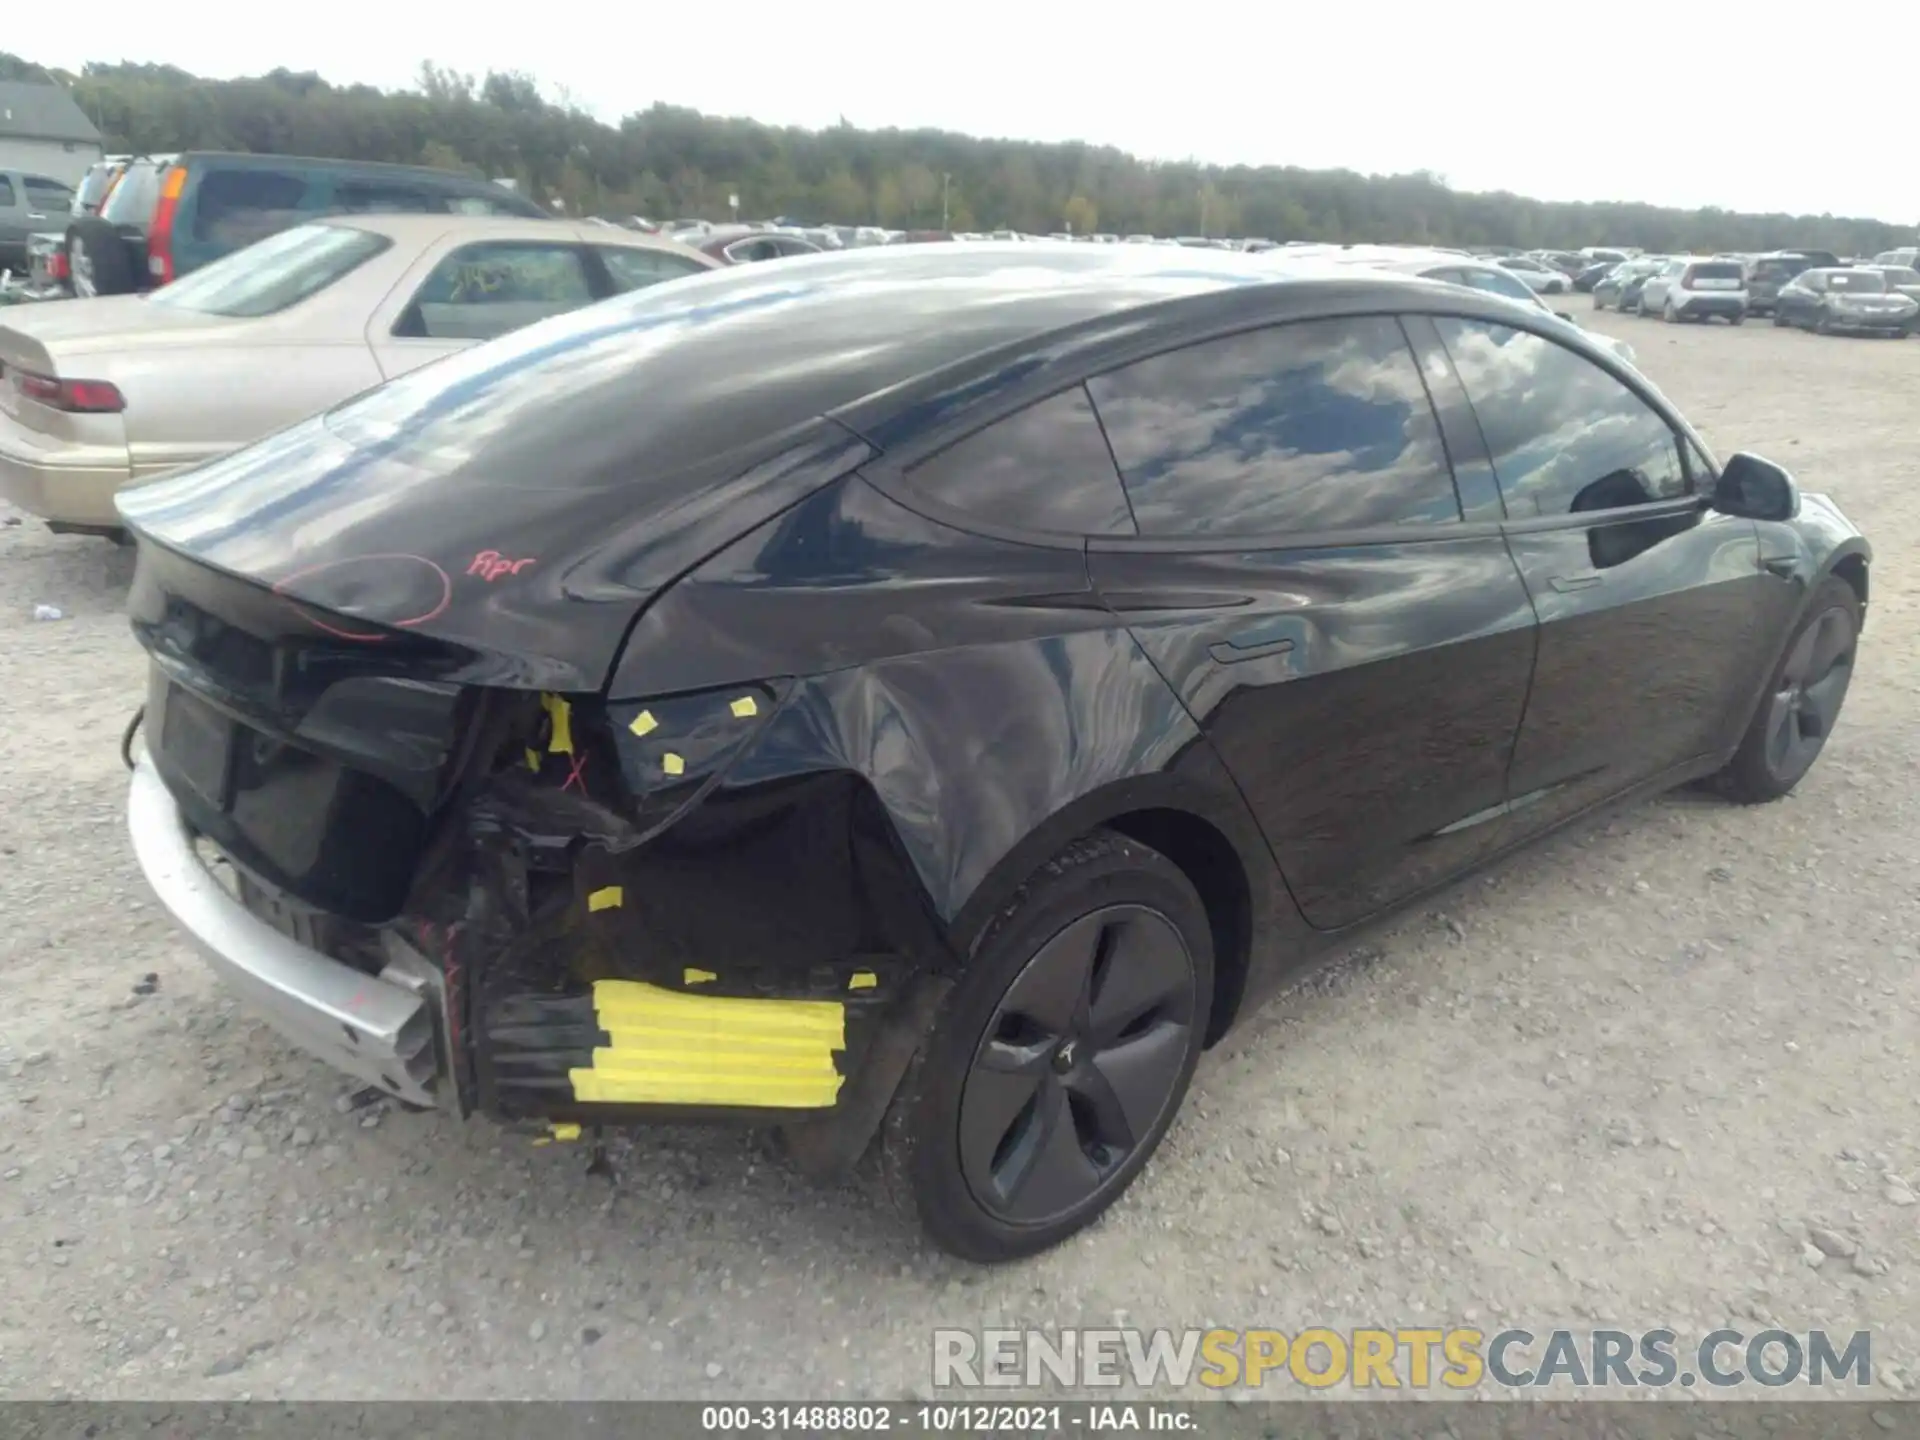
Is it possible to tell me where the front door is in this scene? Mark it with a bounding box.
[1084,314,1538,930]
[1426,316,1780,831]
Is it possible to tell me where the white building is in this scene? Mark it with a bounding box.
[0,81,104,188]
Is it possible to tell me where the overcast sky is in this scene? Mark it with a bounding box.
[40,3,1918,225]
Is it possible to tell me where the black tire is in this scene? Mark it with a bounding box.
[1729,312,1745,326]
[1773,310,1789,328]
[1710,576,1860,805]
[64,217,140,298]
[879,831,1213,1262]
[1814,312,1832,336]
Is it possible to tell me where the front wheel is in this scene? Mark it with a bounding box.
[1710,576,1860,805]
[1729,312,1745,326]
[1773,310,1789,328]
[1664,300,1680,323]
[879,831,1213,1261]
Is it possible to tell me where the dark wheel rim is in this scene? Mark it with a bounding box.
[958,904,1196,1226]
[1764,605,1855,785]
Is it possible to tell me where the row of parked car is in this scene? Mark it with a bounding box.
[0,144,1904,549]
[1585,249,1920,335]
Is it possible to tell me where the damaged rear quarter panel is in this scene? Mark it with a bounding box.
[606,472,1282,959]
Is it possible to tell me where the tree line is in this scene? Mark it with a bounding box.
[4,51,1911,256]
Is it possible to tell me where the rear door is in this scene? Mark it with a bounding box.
[368,237,600,379]
[1084,314,1539,930]
[1427,316,1778,831]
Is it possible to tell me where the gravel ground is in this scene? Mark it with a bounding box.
[0,309,1915,1402]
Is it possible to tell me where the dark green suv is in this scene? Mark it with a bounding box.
[63,151,547,297]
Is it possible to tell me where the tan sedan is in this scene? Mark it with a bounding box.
[0,214,718,534]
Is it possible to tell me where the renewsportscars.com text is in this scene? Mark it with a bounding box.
[933,1327,1871,1391]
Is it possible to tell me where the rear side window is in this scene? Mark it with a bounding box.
[22,177,71,212]
[1435,318,1688,518]
[444,191,538,217]
[0,177,14,207]
[905,385,1135,536]
[191,169,313,247]
[1087,316,1462,538]
[596,246,710,292]
[395,242,595,342]
[333,181,442,214]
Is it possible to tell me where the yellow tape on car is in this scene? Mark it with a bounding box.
[568,980,845,1108]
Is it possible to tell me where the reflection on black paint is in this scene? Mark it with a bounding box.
[1572,470,1700,570]
[1088,316,1461,537]
[906,385,1136,536]
[1435,317,1688,519]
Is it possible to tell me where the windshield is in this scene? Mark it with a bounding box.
[147,223,391,317]
[1823,270,1885,293]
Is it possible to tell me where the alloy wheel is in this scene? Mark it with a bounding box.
[1764,605,1855,785]
[958,904,1197,1226]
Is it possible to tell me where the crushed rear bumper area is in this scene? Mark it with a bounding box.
[127,753,446,1108]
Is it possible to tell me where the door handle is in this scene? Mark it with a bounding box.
[1548,573,1603,593]
[1760,555,1797,579]
[1208,636,1295,665]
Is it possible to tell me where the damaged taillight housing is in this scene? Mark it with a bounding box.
[606,679,791,838]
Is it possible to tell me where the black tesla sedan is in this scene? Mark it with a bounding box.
[117,245,1870,1262]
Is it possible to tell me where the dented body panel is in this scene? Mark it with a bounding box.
[122,245,1853,1161]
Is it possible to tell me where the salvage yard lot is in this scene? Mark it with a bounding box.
[0,311,1915,1400]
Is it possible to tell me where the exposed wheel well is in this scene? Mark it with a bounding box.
[1832,554,1868,620]
[1105,808,1250,1046]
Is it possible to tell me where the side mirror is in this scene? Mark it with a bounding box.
[1554,310,1576,322]
[1711,452,1800,522]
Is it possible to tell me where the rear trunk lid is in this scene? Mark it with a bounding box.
[0,295,239,357]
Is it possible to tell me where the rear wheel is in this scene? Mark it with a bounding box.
[1773,310,1789,327]
[1711,576,1860,805]
[879,831,1212,1261]
[1664,299,1680,323]
[63,218,139,298]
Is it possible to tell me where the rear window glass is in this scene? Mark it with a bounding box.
[1686,263,1744,282]
[1824,270,1884,292]
[146,223,390,317]
[101,162,165,227]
